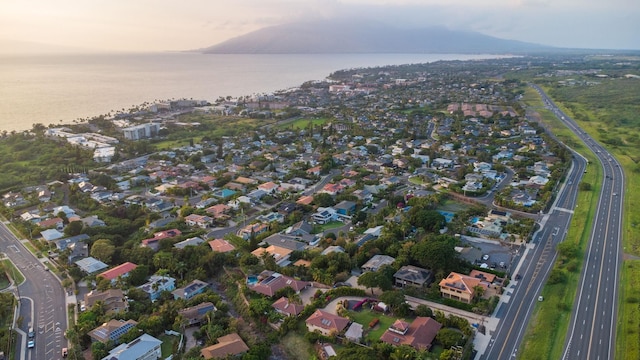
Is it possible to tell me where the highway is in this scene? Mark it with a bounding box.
[480,83,621,359]
[530,86,624,360]
[0,221,68,360]
[480,141,586,359]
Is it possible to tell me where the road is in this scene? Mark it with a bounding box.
[0,222,68,360]
[531,85,624,360]
[481,148,586,359]
[480,85,594,360]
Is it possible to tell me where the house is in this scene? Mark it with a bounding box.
[41,229,64,242]
[439,272,488,304]
[100,333,162,360]
[251,245,293,267]
[172,279,209,300]
[256,212,285,224]
[393,265,434,288]
[75,257,108,274]
[208,239,236,253]
[98,262,138,284]
[296,195,314,206]
[84,289,128,314]
[361,255,395,272]
[258,181,279,194]
[138,275,176,302]
[321,246,345,256]
[141,229,182,251]
[205,204,230,218]
[320,183,343,196]
[88,319,137,344]
[271,297,304,317]
[173,236,205,249]
[178,302,216,326]
[312,207,338,225]
[306,166,321,176]
[80,215,107,227]
[54,234,90,251]
[261,233,309,250]
[249,272,310,297]
[237,223,269,240]
[334,200,356,216]
[184,214,213,228]
[37,217,64,230]
[380,317,442,351]
[200,333,249,360]
[287,220,313,236]
[344,322,364,343]
[305,309,350,336]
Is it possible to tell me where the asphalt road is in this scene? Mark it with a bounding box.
[0,222,68,360]
[531,86,625,360]
[480,85,594,360]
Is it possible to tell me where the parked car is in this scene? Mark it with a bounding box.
[482,254,490,261]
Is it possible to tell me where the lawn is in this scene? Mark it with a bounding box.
[281,331,315,359]
[1,259,25,285]
[315,221,345,233]
[159,333,180,357]
[277,118,329,130]
[347,310,397,342]
[0,273,9,290]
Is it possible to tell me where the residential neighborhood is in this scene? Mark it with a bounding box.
[0,57,573,360]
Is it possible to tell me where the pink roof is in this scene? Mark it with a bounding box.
[38,217,63,227]
[306,309,350,333]
[259,181,278,191]
[250,274,309,297]
[209,239,236,253]
[98,262,137,281]
[272,297,304,316]
[380,317,442,350]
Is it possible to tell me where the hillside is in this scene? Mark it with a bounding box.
[201,19,552,54]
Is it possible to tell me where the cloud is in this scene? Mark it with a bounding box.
[0,0,638,51]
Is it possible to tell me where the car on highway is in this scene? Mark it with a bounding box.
[27,340,35,348]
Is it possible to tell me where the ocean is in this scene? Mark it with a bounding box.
[0,52,505,132]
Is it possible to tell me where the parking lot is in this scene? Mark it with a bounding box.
[458,235,517,272]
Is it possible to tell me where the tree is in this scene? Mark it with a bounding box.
[414,304,433,318]
[357,270,392,295]
[436,328,464,348]
[410,236,460,274]
[64,221,84,236]
[90,239,115,263]
[313,193,335,207]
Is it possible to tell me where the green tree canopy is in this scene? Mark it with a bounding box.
[90,239,115,263]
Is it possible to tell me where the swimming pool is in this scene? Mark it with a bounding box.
[247,275,258,286]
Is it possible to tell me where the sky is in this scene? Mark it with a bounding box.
[1,0,639,52]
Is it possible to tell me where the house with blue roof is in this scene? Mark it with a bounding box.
[172,279,209,300]
[100,333,161,360]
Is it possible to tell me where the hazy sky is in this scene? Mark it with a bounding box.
[1,0,638,52]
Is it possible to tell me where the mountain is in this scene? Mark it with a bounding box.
[201,19,552,54]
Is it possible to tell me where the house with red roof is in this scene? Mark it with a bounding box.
[258,181,279,194]
[272,297,304,317]
[439,271,489,304]
[380,317,442,350]
[205,204,230,219]
[141,228,182,251]
[208,239,236,253]
[98,262,137,284]
[305,309,350,336]
[184,214,213,229]
[320,183,344,196]
[249,272,309,297]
